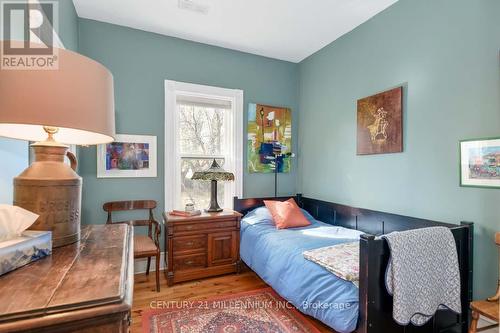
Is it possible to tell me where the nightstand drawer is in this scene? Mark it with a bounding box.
[173,220,237,233]
[173,253,207,271]
[173,235,206,252]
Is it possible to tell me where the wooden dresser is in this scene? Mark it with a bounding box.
[0,224,133,333]
[163,210,242,286]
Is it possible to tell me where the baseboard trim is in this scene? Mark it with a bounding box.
[134,251,166,274]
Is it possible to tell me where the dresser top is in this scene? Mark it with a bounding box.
[163,210,242,223]
[0,224,133,324]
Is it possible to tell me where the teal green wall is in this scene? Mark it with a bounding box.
[54,0,78,51]
[77,19,299,228]
[298,0,500,299]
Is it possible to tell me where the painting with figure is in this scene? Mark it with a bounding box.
[247,104,292,173]
[357,87,403,155]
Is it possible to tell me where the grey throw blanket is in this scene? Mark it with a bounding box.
[382,227,461,326]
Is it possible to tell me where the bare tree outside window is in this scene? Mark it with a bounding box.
[178,103,226,209]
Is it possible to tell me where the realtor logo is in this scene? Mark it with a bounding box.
[1,0,59,70]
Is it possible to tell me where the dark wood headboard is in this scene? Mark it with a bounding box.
[234,194,458,235]
[298,196,459,235]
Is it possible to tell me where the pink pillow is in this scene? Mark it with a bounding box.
[264,198,311,229]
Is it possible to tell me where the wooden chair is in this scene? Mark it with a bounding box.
[469,232,499,333]
[103,200,161,292]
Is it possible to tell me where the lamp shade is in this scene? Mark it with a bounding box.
[0,43,115,145]
[191,159,235,181]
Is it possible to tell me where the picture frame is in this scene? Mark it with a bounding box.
[247,103,292,173]
[357,86,403,155]
[97,134,157,178]
[460,137,500,189]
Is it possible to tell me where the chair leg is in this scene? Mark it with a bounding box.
[469,310,479,333]
[146,257,151,275]
[155,254,160,292]
[487,280,500,301]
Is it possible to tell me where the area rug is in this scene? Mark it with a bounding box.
[142,287,321,333]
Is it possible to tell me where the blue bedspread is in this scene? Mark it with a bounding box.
[240,207,362,333]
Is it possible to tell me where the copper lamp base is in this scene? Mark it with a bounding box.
[13,142,82,248]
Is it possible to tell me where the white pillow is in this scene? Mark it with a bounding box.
[0,205,39,242]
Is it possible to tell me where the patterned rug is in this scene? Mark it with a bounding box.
[142,287,321,333]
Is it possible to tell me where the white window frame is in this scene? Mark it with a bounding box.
[164,80,243,211]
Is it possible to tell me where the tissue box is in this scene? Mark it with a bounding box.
[0,231,52,276]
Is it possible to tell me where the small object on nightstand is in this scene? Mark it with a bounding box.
[169,210,201,217]
[162,210,242,286]
[185,203,195,212]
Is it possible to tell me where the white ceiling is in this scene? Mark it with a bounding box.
[73,0,397,63]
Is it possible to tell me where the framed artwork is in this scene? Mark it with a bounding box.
[460,137,500,188]
[247,103,292,173]
[357,86,403,155]
[97,134,157,178]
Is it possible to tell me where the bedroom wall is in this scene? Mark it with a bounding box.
[298,0,500,299]
[77,19,299,228]
[0,0,79,204]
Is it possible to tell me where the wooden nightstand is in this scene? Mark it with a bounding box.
[162,210,242,286]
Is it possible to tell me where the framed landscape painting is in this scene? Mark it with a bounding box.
[460,137,500,188]
[247,103,292,173]
[97,134,157,178]
[357,86,403,155]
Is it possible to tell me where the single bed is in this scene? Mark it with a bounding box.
[234,195,473,333]
[240,205,362,332]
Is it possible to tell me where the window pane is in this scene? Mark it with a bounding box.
[180,158,225,210]
[178,104,225,155]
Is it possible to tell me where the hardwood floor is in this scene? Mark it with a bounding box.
[131,270,332,332]
[132,271,498,333]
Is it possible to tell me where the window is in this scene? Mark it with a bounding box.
[165,81,243,211]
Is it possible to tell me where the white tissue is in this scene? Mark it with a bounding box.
[0,205,39,242]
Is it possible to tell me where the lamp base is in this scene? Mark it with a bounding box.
[13,144,82,248]
[206,207,223,213]
[206,179,223,213]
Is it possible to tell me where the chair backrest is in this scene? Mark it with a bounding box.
[103,200,157,229]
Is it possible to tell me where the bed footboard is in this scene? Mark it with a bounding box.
[358,223,473,333]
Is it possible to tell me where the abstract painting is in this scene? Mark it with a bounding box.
[460,137,500,188]
[247,104,292,173]
[97,134,157,178]
[357,87,403,155]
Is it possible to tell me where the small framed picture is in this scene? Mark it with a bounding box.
[460,137,500,188]
[97,134,157,178]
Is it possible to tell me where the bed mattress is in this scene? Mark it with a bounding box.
[240,206,362,333]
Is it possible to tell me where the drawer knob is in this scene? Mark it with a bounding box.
[185,226,193,230]
[186,241,194,246]
[185,260,194,265]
